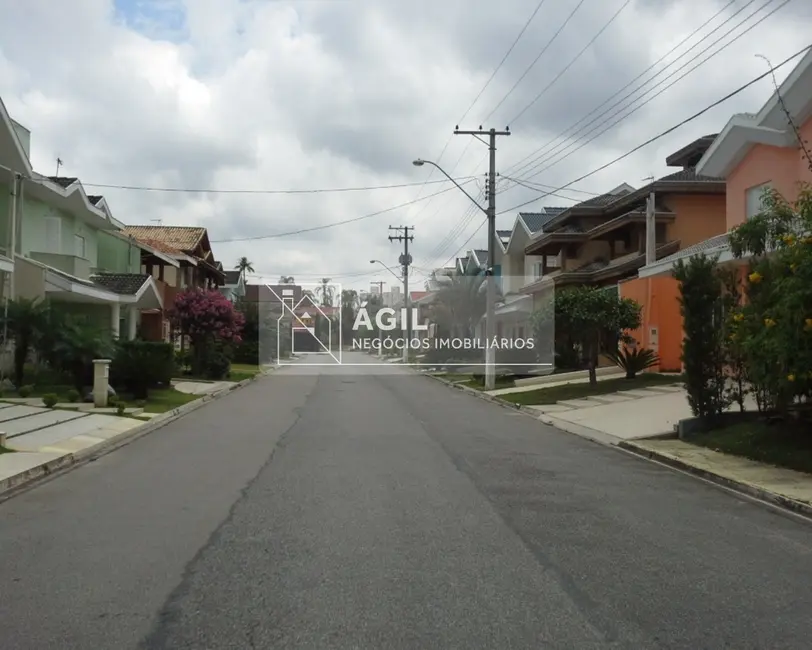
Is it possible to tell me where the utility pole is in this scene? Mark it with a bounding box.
[371,280,386,358]
[454,126,510,390]
[388,226,414,364]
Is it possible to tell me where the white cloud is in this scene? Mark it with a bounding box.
[0,0,809,290]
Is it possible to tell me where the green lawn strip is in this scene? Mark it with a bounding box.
[0,445,13,454]
[460,376,517,390]
[125,388,200,414]
[690,420,812,476]
[5,383,199,416]
[503,373,684,406]
[227,364,262,382]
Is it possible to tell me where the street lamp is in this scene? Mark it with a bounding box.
[369,259,402,282]
[412,160,487,217]
[413,157,497,390]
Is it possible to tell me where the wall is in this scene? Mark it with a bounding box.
[726,115,812,229]
[564,239,610,270]
[97,232,140,273]
[665,194,727,248]
[19,197,98,267]
[0,177,9,254]
[619,275,683,372]
[13,257,45,300]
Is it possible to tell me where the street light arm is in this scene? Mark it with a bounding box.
[369,259,402,281]
[413,159,487,215]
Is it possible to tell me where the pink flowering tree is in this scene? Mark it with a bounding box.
[168,289,245,377]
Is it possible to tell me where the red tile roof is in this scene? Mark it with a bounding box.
[122,226,206,252]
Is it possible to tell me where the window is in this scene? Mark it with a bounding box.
[745,183,771,220]
[44,216,61,253]
[74,235,85,258]
[546,255,560,268]
[533,262,543,279]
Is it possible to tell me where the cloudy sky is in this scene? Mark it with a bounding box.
[1,0,809,292]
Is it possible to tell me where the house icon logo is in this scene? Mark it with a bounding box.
[266,282,342,365]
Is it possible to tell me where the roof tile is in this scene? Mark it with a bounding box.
[122,226,207,252]
[91,273,151,295]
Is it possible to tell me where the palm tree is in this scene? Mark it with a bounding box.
[430,269,490,339]
[316,278,334,307]
[235,257,254,284]
[279,275,295,284]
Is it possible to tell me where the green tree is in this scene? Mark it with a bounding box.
[1,297,49,387]
[673,254,729,423]
[317,278,334,307]
[279,275,295,284]
[548,286,642,387]
[234,257,254,284]
[341,289,359,345]
[728,184,812,415]
[429,268,488,340]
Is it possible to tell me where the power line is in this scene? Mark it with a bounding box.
[504,0,778,186]
[501,0,739,176]
[69,176,477,195]
[458,0,550,125]
[497,174,597,199]
[506,0,634,126]
[496,42,811,216]
[439,220,487,270]
[483,0,587,122]
[507,0,789,188]
[404,0,548,222]
[210,177,478,243]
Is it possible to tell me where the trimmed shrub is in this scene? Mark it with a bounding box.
[66,389,80,403]
[112,340,175,399]
[42,393,58,408]
[18,385,33,398]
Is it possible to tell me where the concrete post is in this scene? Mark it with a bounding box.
[111,303,121,339]
[128,305,138,340]
[92,359,111,408]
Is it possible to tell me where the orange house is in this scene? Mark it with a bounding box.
[634,47,812,370]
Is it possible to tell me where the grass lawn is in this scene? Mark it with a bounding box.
[503,373,683,406]
[227,363,262,382]
[691,420,812,475]
[430,372,517,389]
[128,387,200,414]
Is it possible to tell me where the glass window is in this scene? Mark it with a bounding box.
[745,183,771,219]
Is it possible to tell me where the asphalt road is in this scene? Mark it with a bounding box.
[1,352,811,649]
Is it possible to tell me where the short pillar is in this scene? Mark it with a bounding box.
[128,305,138,340]
[92,359,111,408]
[111,303,121,339]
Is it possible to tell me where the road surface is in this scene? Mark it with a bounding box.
[1,352,811,649]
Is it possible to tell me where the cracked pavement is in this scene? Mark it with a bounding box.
[1,352,811,649]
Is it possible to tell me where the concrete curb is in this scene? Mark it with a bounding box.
[421,372,812,520]
[0,369,271,501]
[618,440,812,519]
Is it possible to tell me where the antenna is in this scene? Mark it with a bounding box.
[55,158,63,177]
[150,219,162,226]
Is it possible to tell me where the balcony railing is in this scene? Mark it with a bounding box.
[29,252,91,280]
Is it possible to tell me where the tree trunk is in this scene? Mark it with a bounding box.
[587,343,598,388]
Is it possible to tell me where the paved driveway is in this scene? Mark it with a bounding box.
[0,352,810,649]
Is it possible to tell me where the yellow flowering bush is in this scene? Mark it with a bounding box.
[728,184,812,414]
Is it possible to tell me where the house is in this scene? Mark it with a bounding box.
[634,47,812,370]
[122,225,226,342]
[0,97,164,340]
[523,151,726,299]
[220,269,246,302]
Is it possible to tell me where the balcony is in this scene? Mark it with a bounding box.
[29,252,91,280]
